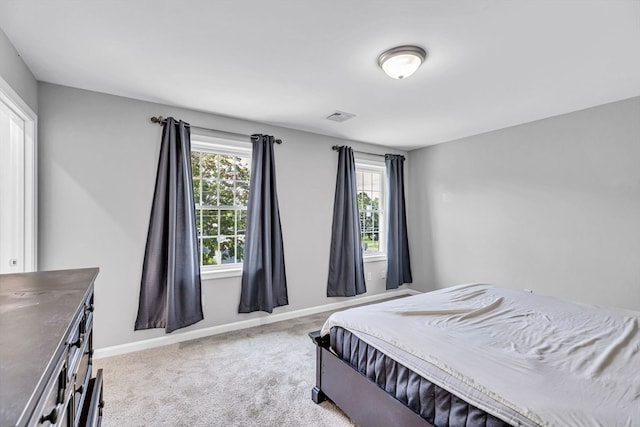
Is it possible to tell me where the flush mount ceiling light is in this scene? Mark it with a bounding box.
[378,45,427,80]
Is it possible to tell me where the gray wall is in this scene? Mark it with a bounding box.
[37,82,407,349]
[0,27,37,112]
[408,97,640,310]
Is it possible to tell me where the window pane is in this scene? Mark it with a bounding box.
[237,236,245,263]
[372,175,381,192]
[357,192,366,210]
[371,195,380,210]
[193,179,202,205]
[202,180,218,206]
[202,210,218,237]
[220,237,236,264]
[191,151,201,177]
[219,179,234,206]
[237,210,247,235]
[202,237,218,265]
[236,157,251,181]
[235,181,249,206]
[218,155,235,181]
[219,209,235,235]
[201,153,218,178]
[369,235,379,251]
[363,172,372,190]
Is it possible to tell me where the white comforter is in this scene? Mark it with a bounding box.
[321,284,640,427]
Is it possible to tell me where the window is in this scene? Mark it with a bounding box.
[355,162,385,257]
[191,137,251,270]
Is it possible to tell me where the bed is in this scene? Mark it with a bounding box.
[310,284,640,427]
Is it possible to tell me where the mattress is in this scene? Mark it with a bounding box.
[321,284,640,426]
[330,326,511,427]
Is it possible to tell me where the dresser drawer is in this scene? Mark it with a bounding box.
[79,369,103,427]
[72,331,93,423]
[66,308,92,383]
[65,318,83,383]
[29,355,66,426]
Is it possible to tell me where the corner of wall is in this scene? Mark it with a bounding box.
[406,147,437,293]
[0,26,38,113]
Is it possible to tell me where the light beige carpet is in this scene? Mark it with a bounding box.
[94,311,355,427]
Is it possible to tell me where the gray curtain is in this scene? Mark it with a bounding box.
[327,146,366,297]
[385,154,412,289]
[238,134,288,313]
[135,118,203,333]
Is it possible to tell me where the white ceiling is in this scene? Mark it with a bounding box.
[1,1,639,150]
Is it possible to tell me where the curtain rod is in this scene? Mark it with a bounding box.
[150,116,282,144]
[332,145,385,158]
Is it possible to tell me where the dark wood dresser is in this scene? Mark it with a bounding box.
[0,268,103,427]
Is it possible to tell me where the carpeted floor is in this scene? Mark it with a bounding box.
[94,311,356,427]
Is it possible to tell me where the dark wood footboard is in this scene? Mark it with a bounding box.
[309,330,433,427]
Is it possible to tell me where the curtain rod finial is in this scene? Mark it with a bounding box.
[150,116,164,125]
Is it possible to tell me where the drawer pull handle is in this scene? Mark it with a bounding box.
[70,335,84,348]
[39,407,58,424]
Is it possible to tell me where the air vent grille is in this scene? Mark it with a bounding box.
[325,111,356,123]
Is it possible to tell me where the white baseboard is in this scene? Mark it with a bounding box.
[94,288,421,359]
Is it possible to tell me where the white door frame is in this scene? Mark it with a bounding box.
[0,76,37,272]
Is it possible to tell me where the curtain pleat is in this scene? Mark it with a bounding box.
[238,134,288,313]
[385,154,412,289]
[327,146,366,297]
[135,117,203,333]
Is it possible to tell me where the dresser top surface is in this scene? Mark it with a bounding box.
[0,268,99,427]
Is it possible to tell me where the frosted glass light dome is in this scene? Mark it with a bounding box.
[378,46,427,80]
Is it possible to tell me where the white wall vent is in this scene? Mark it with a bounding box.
[325,111,356,123]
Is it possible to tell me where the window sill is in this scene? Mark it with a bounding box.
[201,267,243,280]
[363,254,387,263]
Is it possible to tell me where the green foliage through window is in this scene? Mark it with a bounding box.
[192,148,250,267]
[356,167,384,254]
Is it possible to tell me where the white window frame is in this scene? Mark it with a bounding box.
[355,158,386,263]
[191,134,251,280]
[0,76,37,273]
